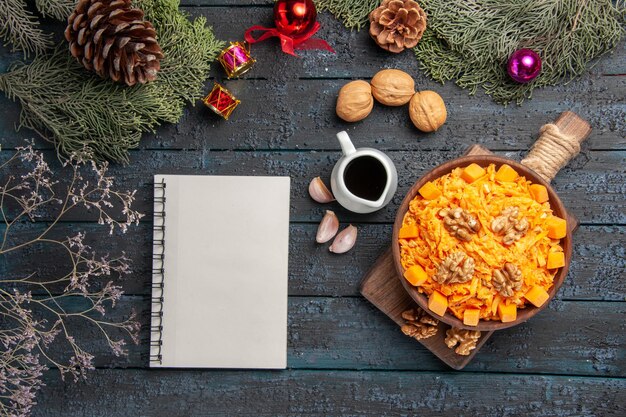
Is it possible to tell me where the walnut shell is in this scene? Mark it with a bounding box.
[370,69,415,106]
[409,90,447,132]
[336,80,374,122]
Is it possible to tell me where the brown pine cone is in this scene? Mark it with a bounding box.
[369,0,427,53]
[65,0,164,86]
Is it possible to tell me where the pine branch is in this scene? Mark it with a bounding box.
[0,0,52,57]
[316,0,625,104]
[0,48,162,163]
[414,0,625,104]
[138,0,225,106]
[35,0,76,20]
[0,0,225,163]
[314,0,380,30]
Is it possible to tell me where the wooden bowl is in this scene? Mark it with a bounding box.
[391,155,574,331]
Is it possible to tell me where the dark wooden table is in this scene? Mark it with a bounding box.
[1,1,624,416]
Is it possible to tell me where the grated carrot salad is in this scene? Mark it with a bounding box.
[399,163,564,322]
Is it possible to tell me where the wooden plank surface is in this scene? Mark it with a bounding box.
[36,370,626,417]
[0,149,624,224]
[2,222,623,300]
[0,1,623,416]
[2,77,624,151]
[36,296,626,377]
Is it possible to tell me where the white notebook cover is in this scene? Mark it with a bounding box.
[150,175,290,368]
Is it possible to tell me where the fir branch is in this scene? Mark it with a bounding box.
[414,0,625,104]
[138,0,225,108]
[0,0,52,57]
[316,0,625,104]
[0,49,171,163]
[35,0,76,20]
[314,0,380,30]
[0,0,224,163]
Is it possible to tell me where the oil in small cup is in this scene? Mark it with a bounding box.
[343,155,388,201]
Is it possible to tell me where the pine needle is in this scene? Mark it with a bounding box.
[35,0,76,20]
[0,0,225,163]
[0,49,168,163]
[0,0,53,57]
[315,0,625,104]
[315,0,379,30]
[414,0,626,104]
[140,0,224,106]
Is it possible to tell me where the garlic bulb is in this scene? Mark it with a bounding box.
[316,210,339,243]
[329,225,357,254]
[308,177,334,203]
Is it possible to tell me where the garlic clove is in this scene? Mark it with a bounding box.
[316,210,339,243]
[329,225,357,254]
[308,177,335,203]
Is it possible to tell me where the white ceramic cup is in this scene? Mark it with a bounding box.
[330,131,398,214]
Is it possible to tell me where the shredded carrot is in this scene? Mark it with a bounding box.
[399,163,563,322]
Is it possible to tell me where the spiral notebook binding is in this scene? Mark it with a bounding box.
[150,178,166,365]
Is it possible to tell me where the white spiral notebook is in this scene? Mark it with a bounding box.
[150,175,290,368]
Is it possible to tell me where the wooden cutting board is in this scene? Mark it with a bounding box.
[359,111,590,370]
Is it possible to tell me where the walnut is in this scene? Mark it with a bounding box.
[409,90,447,132]
[439,207,481,242]
[400,308,438,340]
[492,263,523,297]
[336,80,374,122]
[491,206,529,245]
[370,69,415,106]
[433,252,475,284]
[445,327,481,356]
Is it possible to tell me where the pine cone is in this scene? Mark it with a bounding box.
[369,0,427,53]
[65,0,164,86]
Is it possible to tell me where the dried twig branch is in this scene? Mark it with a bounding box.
[0,144,142,416]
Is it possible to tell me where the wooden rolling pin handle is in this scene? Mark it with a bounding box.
[520,111,592,183]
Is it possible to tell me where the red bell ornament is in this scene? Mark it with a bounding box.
[274,0,317,39]
[244,0,334,57]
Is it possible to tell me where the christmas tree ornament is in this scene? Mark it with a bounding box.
[274,0,317,37]
[217,41,256,78]
[507,49,542,84]
[244,0,334,57]
[369,0,427,53]
[65,0,164,86]
[203,83,240,120]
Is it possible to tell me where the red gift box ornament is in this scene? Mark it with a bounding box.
[203,83,240,120]
[218,41,256,79]
[244,0,335,57]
